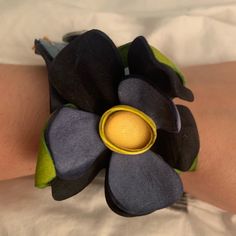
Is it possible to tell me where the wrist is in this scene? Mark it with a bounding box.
[0,64,49,180]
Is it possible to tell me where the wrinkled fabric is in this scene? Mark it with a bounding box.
[0,0,236,66]
[0,175,236,236]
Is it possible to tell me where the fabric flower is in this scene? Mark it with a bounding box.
[34,29,200,217]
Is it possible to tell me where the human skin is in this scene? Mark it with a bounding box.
[0,62,235,213]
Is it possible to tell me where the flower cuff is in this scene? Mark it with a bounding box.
[34,29,200,217]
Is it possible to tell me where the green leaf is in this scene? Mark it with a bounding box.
[174,155,198,174]
[35,127,56,188]
[188,155,198,172]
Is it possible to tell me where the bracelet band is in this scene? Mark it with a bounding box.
[34,29,200,217]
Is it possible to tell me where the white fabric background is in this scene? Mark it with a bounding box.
[0,0,236,235]
[0,0,236,66]
[1,173,236,236]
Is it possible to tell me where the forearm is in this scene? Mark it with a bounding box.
[0,64,49,180]
[179,62,236,213]
[0,62,235,213]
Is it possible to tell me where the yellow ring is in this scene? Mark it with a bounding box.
[99,105,157,155]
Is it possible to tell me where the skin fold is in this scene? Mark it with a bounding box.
[0,62,235,213]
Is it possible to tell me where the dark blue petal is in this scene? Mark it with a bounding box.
[106,150,183,216]
[118,77,181,133]
[46,106,107,180]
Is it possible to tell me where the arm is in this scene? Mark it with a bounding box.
[178,61,236,213]
[0,62,235,213]
[0,64,49,180]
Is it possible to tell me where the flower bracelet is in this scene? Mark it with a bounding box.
[34,29,200,217]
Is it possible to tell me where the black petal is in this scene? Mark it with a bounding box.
[51,149,110,201]
[128,36,194,101]
[118,77,181,133]
[152,105,200,171]
[105,151,183,216]
[49,29,124,115]
[62,31,86,43]
[34,39,68,112]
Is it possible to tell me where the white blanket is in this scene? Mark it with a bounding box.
[0,1,236,235]
[1,174,235,236]
[0,0,236,66]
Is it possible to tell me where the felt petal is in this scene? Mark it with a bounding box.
[106,150,183,216]
[128,36,194,101]
[50,29,124,115]
[118,77,181,133]
[34,39,68,112]
[151,105,200,171]
[62,31,86,43]
[45,106,107,180]
[34,39,67,65]
[118,43,186,84]
[51,149,110,201]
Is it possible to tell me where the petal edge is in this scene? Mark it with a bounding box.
[106,151,183,216]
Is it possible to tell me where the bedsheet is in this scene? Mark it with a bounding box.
[0,0,236,235]
[1,173,236,236]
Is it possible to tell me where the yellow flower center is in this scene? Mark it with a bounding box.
[99,105,157,155]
